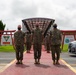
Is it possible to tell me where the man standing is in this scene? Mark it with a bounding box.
[13,25,25,64]
[32,23,43,64]
[50,24,62,65]
[44,33,50,53]
[25,32,32,53]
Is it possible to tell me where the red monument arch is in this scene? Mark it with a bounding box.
[61,30,76,49]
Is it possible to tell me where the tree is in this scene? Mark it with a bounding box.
[0,20,6,45]
[0,20,6,30]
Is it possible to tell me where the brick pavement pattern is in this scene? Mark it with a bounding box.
[0,46,76,75]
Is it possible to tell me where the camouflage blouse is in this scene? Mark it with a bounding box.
[50,29,62,45]
[14,31,25,45]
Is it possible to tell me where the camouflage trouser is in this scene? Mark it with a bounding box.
[46,43,50,52]
[33,43,42,59]
[51,45,60,62]
[15,45,24,60]
[26,42,31,50]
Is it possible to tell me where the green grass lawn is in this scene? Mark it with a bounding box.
[61,44,68,52]
[0,44,68,52]
[0,45,15,52]
[0,45,26,52]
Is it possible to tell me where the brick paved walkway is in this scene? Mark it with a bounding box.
[0,46,76,75]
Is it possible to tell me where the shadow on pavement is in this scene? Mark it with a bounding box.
[15,64,30,68]
[34,64,51,68]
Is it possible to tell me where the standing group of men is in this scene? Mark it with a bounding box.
[13,23,62,65]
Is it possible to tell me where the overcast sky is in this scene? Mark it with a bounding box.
[0,0,76,30]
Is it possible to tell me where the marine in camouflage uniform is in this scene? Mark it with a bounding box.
[50,24,62,65]
[25,32,32,53]
[14,25,25,64]
[32,24,42,64]
[44,33,51,53]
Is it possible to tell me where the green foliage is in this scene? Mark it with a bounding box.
[0,20,6,30]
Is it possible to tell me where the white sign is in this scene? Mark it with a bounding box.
[1,35,12,45]
[64,35,75,44]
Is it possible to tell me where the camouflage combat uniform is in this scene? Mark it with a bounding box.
[44,34,51,53]
[32,27,42,61]
[25,32,32,52]
[14,31,25,61]
[50,28,62,64]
